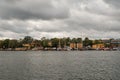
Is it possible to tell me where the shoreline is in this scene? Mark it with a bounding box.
[0,50,119,51]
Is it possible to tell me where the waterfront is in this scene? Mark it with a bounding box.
[0,51,120,80]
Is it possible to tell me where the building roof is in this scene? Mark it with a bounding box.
[111,39,120,44]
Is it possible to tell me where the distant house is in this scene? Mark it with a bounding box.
[15,48,27,51]
[92,44,105,49]
[22,44,32,50]
[102,39,111,47]
[77,43,83,49]
[111,39,120,48]
[48,41,52,47]
[70,43,83,50]
[102,39,111,44]
[70,43,76,50]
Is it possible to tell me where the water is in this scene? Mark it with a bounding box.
[0,51,120,80]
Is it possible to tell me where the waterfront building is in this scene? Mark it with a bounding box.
[15,48,27,51]
[102,39,111,44]
[70,43,77,50]
[92,44,105,49]
[77,43,83,49]
[23,44,32,50]
[48,41,52,47]
[70,43,83,50]
[111,39,120,48]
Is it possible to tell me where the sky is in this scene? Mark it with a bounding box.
[0,0,120,39]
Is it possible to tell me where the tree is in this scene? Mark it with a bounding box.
[2,39,10,49]
[9,40,18,49]
[17,39,23,48]
[33,40,41,47]
[60,38,67,48]
[76,38,82,43]
[51,38,59,50]
[0,40,3,48]
[83,37,92,47]
[22,36,33,44]
[66,37,71,46]
[93,40,100,44]
[71,38,77,43]
[41,37,49,49]
[93,39,103,45]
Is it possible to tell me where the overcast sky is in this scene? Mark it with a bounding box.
[0,0,120,39]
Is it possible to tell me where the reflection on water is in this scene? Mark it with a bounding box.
[0,51,120,80]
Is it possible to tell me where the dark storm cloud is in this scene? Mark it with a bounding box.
[0,0,69,20]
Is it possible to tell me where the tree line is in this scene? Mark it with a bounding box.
[0,36,108,49]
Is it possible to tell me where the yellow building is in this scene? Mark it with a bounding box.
[23,44,32,49]
[70,43,83,49]
[48,41,52,47]
[77,43,83,49]
[70,43,76,49]
[92,44,105,49]
[15,48,27,51]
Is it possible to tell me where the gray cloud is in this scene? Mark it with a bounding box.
[0,0,120,39]
[104,0,120,8]
[0,0,69,20]
[0,20,30,33]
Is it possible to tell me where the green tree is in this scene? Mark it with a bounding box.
[60,38,67,48]
[22,36,33,44]
[71,38,77,43]
[9,40,18,49]
[17,39,23,48]
[41,37,49,49]
[33,40,42,47]
[83,37,92,47]
[51,38,59,50]
[2,39,10,49]
[93,40,100,44]
[76,38,82,43]
[66,37,71,46]
[0,40,3,48]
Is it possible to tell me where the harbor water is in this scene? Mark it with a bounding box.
[0,51,120,80]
